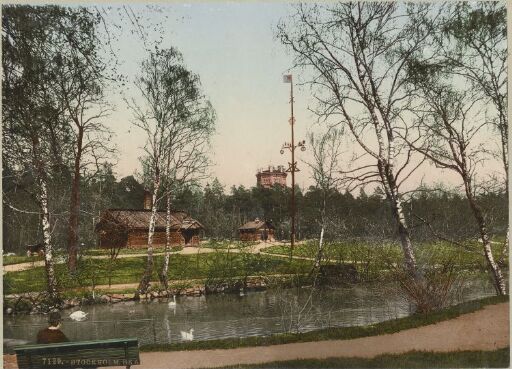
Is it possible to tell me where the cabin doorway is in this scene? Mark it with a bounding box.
[183,230,194,245]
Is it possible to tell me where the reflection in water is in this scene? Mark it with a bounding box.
[4,277,496,348]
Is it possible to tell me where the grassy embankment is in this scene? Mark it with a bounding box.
[4,238,507,295]
[209,348,510,369]
[3,252,312,295]
[262,239,507,278]
[140,295,508,351]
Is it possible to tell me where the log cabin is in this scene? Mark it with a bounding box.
[239,218,275,242]
[95,193,204,249]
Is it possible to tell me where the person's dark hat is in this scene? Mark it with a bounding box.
[48,312,62,326]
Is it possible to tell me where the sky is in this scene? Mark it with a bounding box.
[103,2,318,191]
[93,2,504,194]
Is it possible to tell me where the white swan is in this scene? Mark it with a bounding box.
[180,328,194,341]
[69,310,88,321]
[168,295,177,308]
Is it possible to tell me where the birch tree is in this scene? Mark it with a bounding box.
[306,128,342,271]
[277,3,432,277]
[438,2,508,258]
[2,5,76,303]
[402,68,507,295]
[440,2,507,187]
[129,47,214,295]
[159,102,214,290]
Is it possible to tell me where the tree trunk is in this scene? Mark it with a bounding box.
[391,191,417,275]
[40,176,59,303]
[67,129,83,273]
[32,138,59,303]
[464,180,507,295]
[314,196,326,270]
[137,178,160,297]
[377,158,418,278]
[160,193,172,290]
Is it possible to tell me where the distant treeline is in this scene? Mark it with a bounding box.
[3,164,506,254]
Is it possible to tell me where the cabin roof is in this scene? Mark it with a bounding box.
[96,209,204,231]
[238,219,275,231]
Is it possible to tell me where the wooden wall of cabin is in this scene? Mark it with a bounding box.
[239,229,275,242]
[98,229,128,249]
[126,230,184,248]
[98,229,201,248]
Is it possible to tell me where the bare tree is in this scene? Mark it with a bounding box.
[128,47,214,295]
[439,3,507,187]
[305,128,342,272]
[435,2,508,260]
[402,74,506,295]
[159,102,215,290]
[48,9,117,273]
[277,3,433,278]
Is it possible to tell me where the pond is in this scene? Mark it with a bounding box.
[4,276,497,351]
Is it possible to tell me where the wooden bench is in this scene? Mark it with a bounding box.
[14,338,140,369]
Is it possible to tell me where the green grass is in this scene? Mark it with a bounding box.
[201,240,259,250]
[3,255,44,265]
[84,246,183,256]
[262,239,508,277]
[207,348,510,368]
[140,295,508,352]
[3,252,313,294]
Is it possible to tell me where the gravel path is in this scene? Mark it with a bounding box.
[3,302,508,369]
[2,247,219,273]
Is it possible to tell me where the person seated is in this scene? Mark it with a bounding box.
[37,312,69,344]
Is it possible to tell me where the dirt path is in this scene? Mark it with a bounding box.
[2,247,218,273]
[108,302,508,369]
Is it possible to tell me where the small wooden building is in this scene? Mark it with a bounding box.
[95,209,204,249]
[239,218,275,242]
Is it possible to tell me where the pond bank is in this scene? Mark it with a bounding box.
[94,302,512,369]
[4,274,307,315]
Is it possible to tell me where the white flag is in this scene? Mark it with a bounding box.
[283,74,292,83]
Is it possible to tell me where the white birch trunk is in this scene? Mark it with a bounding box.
[32,137,59,302]
[39,176,59,301]
[373,122,417,277]
[464,180,507,295]
[315,226,325,269]
[161,193,172,289]
[137,178,160,296]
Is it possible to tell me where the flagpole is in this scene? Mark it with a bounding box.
[281,75,306,261]
[290,77,295,260]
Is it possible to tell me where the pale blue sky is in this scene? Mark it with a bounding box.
[104,2,318,190]
[94,2,502,193]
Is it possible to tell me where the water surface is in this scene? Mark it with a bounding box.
[4,277,496,349]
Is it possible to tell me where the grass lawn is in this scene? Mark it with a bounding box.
[140,295,508,352]
[3,252,313,294]
[84,245,184,256]
[200,240,259,250]
[261,239,507,274]
[3,255,45,265]
[207,348,510,368]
